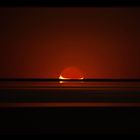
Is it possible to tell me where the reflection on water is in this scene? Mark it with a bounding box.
[0,81,140,90]
[0,81,140,107]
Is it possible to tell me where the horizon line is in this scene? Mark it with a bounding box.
[0,78,140,82]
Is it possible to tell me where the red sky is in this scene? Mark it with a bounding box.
[0,7,140,78]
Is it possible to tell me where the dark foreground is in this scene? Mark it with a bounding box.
[0,81,140,134]
[0,107,140,134]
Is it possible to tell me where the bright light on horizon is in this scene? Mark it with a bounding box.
[59,67,84,80]
[59,75,84,80]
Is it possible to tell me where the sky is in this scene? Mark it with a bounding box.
[0,7,140,78]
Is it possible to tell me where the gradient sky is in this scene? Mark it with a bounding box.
[0,7,140,78]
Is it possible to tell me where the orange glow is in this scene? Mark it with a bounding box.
[59,67,84,80]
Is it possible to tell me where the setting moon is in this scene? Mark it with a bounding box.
[59,67,84,80]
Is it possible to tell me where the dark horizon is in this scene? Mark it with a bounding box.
[0,78,140,82]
